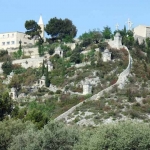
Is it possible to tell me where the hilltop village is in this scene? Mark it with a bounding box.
[1,16,150,149]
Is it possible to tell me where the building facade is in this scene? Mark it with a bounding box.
[134,25,150,38]
[0,32,35,50]
[0,16,45,50]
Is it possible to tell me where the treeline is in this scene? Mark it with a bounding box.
[1,120,150,150]
[25,17,77,44]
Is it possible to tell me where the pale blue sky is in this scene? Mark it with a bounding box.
[0,0,149,37]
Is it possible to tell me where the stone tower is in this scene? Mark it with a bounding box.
[38,15,45,40]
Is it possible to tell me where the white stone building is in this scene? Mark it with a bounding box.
[114,32,122,49]
[0,32,34,50]
[83,80,92,95]
[0,16,45,50]
[108,32,123,49]
[54,46,63,58]
[9,87,17,100]
[134,25,150,38]
[39,75,46,87]
[47,60,53,72]
[134,25,150,43]
[102,49,111,62]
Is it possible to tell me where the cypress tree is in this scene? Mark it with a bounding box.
[42,60,45,75]
[38,44,41,56]
[18,40,22,58]
[38,44,44,56]
[45,64,50,87]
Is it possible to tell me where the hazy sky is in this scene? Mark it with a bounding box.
[0,0,149,37]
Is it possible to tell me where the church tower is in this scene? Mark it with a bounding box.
[38,15,45,40]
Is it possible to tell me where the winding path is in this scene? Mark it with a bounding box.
[55,46,132,121]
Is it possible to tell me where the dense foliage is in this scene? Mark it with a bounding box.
[1,120,150,150]
[25,20,43,43]
[79,29,102,47]
[9,121,79,150]
[0,92,12,121]
[45,17,77,42]
[74,121,150,150]
[102,26,112,39]
[2,60,13,75]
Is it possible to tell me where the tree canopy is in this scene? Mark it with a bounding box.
[25,20,44,44]
[102,26,112,39]
[79,29,102,47]
[0,92,12,121]
[45,17,77,42]
[2,60,13,75]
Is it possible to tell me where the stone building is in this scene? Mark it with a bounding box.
[102,49,112,62]
[0,16,45,50]
[134,25,150,43]
[9,87,17,100]
[0,32,34,50]
[54,46,63,58]
[39,75,46,87]
[113,32,122,49]
[134,25,150,38]
[47,60,53,72]
[108,32,123,49]
[83,80,92,95]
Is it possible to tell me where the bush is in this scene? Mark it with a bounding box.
[9,121,79,150]
[2,60,13,75]
[0,119,35,150]
[48,47,54,55]
[74,121,150,150]
[48,91,54,95]
[56,90,62,94]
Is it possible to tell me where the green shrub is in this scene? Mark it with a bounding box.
[9,121,79,150]
[56,90,62,94]
[74,121,150,150]
[0,119,35,150]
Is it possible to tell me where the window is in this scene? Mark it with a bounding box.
[12,34,14,37]
[2,42,5,45]
[7,42,10,45]
[8,34,9,37]
[3,35,4,38]
[11,41,15,44]
[24,42,27,44]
